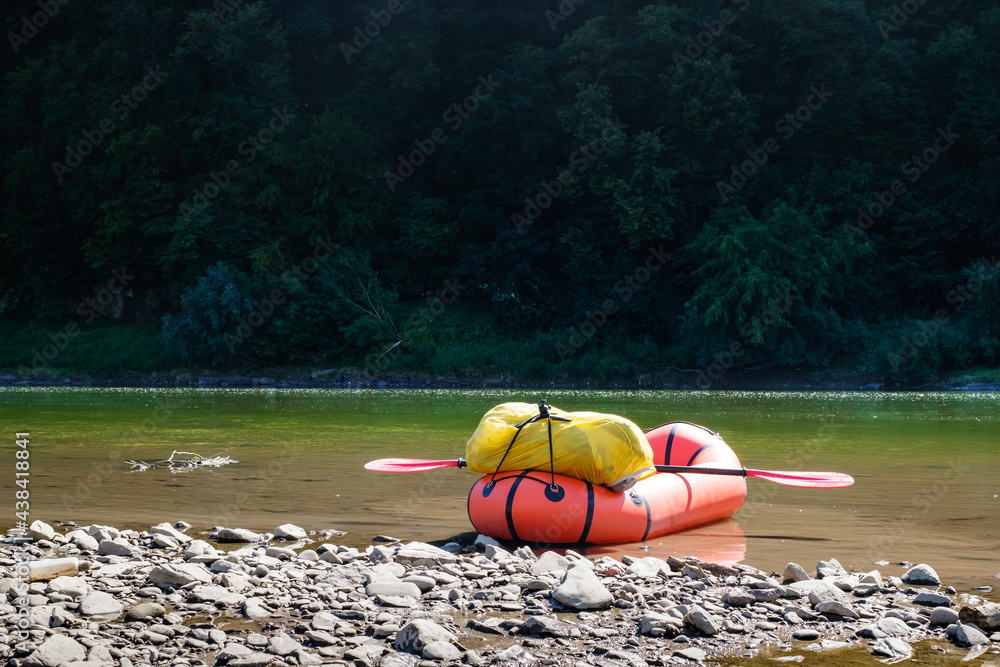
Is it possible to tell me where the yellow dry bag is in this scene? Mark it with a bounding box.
[464,402,656,491]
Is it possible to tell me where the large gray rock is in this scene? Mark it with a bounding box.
[243,598,273,620]
[365,581,422,599]
[724,589,755,607]
[343,645,386,664]
[959,602,1000,630]
[310,611,342,631]
[78,591,124,621]
[220,572,252,592]
[639,612,679,636]
[871,638,912,660]
[190,584,230,602]
[626,556,671,579]
[28,520,57,542]
[685,607,722,636]
[674,647,708,661]
[783,562,811,583]
[423,641,463,661]
[273,523,308,540]
[914,591,952,607]
[125,602,166,622]
[530,550,571,576]
[24,634,87,667]
[816,558,848,579]
[47,575,89,599]
[402,575,436,593]
[955,623,990,647]
[98,538,135,557]
[266,633,302,656]
[901,563,940,585]
[216,644,254,661]
[815,600,858,619]
[789,579,849,606]
[184,539,217,560]
[394,619,457,654]
[930,607,960,626]
[148,562,213,588]
[151,522,192,544]
[552,564,613,610]
[316,560,371,589]
[875,617,911,637]
[67,530,100,551]
[394,542,461,567]
[217,528,263,543]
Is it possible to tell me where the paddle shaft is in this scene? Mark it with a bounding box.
[365,458,853,487]
[655,464,749,477]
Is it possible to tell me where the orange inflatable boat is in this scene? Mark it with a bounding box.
[467,422,747,545]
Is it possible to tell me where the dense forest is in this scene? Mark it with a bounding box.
[1,0,999,386]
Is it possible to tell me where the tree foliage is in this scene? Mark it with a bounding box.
[1,0,998,382]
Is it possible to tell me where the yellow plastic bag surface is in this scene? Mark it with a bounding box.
[465,402,656,488]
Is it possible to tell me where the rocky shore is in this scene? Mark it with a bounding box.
[3,520,999,666]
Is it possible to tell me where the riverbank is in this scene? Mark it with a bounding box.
[3,366,1000,392]
[3,520,999,666]
[4,320,1000,392]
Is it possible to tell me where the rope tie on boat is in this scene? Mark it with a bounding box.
[485,399,570,500]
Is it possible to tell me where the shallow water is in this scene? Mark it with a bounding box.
[1,387,997,592]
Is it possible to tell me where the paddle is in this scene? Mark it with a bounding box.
[363,458,854,488]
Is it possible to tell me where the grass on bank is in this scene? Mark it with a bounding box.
[0,319,178,377]
[2,307,995,388]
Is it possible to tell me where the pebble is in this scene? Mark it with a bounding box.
[930,606,960,626]
[901,563,941,585]
[551,564,613,610]
[955,623,991,647]
[913,590,953,607]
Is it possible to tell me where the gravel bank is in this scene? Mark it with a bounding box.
[3,520,999,666]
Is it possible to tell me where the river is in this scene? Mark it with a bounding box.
[1,387,997,593]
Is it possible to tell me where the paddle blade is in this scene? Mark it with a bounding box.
[364,458,459,473]
[745,469,854,488]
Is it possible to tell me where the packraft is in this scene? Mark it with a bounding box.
[464,401,656,491]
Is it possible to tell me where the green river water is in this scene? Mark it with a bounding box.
[1,387,998,594]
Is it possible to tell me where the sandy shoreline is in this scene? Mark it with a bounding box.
[3,520,999,666]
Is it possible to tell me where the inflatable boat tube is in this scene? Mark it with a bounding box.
[467,421,747,545]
